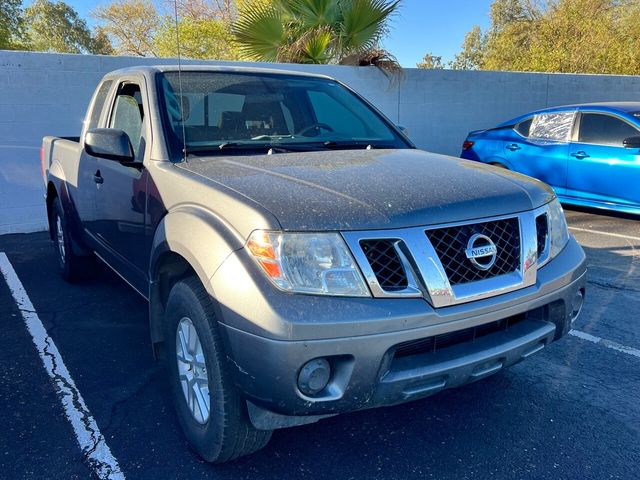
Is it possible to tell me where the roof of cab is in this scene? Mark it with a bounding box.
[102,64,335,81]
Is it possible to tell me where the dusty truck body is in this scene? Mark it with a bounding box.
[42,66,587,462]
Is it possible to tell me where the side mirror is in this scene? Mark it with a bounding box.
[85,128,134,162]
[397,125,409,137]
[622,136,640,149]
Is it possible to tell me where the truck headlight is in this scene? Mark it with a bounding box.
[547,199,569,260]
[247,231,370,297]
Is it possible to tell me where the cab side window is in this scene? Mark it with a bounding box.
[110,83,145,159]
[578,113,639,147]
[87,80,113,131]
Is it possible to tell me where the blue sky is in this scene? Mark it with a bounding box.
[27,0,494,67]
[384,0,493,66]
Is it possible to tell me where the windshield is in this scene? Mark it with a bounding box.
[157,71,410,156]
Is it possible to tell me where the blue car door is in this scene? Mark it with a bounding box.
[504,111,575,195]
[567,111,640,208]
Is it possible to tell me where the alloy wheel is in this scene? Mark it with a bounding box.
[55,215,66,263]
[176,317,210,424]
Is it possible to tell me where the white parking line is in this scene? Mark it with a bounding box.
[569,329,640,359]
[568,226,640,243]
[0,253,125,480]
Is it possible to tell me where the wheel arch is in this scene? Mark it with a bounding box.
[485,156,512,170]
[46,181,58,241]
[148,205,246,357]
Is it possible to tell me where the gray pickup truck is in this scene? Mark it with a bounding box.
[42,65,587,463]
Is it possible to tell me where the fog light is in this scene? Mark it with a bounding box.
[570,289,584,323]
[297,358,331,396]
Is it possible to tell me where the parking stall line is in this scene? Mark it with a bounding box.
[568,226,640,243]
[569,329,640,359]
[0,253,125,480]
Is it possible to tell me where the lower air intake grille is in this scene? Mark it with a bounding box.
[393,314,525,358]
[426,218,520,286]
[360,239,408,291]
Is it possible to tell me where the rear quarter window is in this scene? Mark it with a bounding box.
[529,112,574,141]
[514,118,532,137]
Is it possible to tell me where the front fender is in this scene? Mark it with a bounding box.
[147,205,249,353]
[149,204,246,295]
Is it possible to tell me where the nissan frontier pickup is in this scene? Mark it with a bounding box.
[42,66,587,462]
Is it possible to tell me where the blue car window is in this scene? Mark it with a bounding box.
[578,113,640,147]
[530,112,574,141]
[515,118,532,137]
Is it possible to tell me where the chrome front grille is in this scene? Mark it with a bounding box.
[426,218,520,286]
[343,209,542,308]
[536,213,549,259]
[360,240,408,291]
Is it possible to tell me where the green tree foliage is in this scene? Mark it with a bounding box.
[416,52,444,69]
[155,17,240,60]
[93,0,240,60]
[444,0,640,75]
[449,25,484,70]
[23,0,113,54]
[0,0,24,49]
[232,0,400,67]
[93,0,161,56]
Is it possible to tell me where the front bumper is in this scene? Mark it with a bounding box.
[213,237,586,428]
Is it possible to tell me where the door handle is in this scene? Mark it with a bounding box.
[506,143,521,151]
[93,171,104,184]
[571,151,589,159]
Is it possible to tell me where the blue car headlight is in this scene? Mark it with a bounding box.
[547,199,569,260]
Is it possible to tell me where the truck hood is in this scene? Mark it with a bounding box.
[178,149,554,231]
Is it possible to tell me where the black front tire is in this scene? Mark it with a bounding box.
[51,197,93,282]
[164,276,272,463]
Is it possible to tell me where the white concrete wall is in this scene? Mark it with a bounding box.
[2,50,640,234]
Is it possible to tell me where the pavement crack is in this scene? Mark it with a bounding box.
[101,367,161,436]
[587,278,640,294]
[42,336,122,479]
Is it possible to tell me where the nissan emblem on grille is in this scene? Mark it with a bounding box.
[465,234,498,271]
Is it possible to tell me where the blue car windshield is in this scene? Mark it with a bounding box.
[158,71,410,155]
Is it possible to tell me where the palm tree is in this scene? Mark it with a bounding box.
[232,0,401,70]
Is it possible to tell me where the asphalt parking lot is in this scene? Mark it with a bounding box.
[1,207,638,480]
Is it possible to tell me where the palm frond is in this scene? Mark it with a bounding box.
[232,2,285,61]
[340,48,401,76]
[339,0,400,53]
[286,0,340,28]
[288,26,333,63]
[232,0,400,66]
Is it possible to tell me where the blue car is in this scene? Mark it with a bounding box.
[461,103,640,215]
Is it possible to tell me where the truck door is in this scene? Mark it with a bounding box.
[93,80,149,295]
[76,80,114,237]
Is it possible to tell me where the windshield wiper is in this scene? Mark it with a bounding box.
[322,141,379,150]
[185,143,271,156]
[184,140,386,156]
[186,142,330,156]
